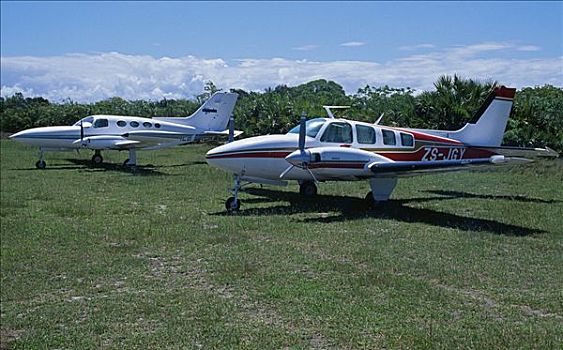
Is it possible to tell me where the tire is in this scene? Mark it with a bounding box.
[299,182,317,197]
[123,159,130,167]
[35,160,46,169]
[225,197,241,212]
[91,154,103,165]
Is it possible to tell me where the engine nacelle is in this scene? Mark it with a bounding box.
[73,135,127,150]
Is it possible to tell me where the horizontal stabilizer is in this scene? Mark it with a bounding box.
[476,146,559,159]
[203,129,244,138]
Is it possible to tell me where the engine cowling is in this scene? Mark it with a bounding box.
[73,135,127,150]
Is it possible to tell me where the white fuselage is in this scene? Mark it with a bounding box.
[206,118,437,182]
[10,115,200,150]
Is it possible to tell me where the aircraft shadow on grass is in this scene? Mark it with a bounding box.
[214,188,548,236]
[12,159,206,175]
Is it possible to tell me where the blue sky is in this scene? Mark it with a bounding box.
[1,1,562,101]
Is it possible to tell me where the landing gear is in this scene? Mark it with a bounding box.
[123,149,137,167]
[226,174,242,212]
[91,150,103,165]
[36,149,46,169]
[35,160,46,169]
[364,191,387,208]
[225,197,241,212]
[299,181,317,197]
[365,177,398,206]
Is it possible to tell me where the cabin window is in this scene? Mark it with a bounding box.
[155,123,161,129]
[93,119,109,128]
[320,122,353,143]
[130,121,139,128]
[117,120,127,127]
[356,125,376,144]
[143,122,152,128]
[382,129,396,145]
[400,132,414,147]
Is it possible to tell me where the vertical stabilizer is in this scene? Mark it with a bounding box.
[154,92,239,131]
[448,86,516,146]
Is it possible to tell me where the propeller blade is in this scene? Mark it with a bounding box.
[279,165,295,179]
[80,120,84,141]
[298,112,307,151]
[305,166,319,184]
[228,115,235,143]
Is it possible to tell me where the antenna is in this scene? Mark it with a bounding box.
[322,105,350,119]
[374,113,385,125]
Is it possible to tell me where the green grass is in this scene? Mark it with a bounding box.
[1,140,562,349]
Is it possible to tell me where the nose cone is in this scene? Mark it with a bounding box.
[9,130,29,140]
[285,150,310,166]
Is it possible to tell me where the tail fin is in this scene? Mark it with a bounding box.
[448,86,516,147]
[154,92,239,131]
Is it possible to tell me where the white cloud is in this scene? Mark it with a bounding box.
[1,43,561,102]
[399,43,436,50]
[340,41,366,47]
[517,45,541,52]
[292,44,318,51]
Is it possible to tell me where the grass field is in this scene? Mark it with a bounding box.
[1,140,562,349]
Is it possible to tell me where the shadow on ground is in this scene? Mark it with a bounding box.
[213,188,548,236]
[11,159,206,175]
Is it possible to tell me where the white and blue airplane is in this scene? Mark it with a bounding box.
[10,92,240,168]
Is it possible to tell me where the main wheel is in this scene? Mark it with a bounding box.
[91,154,103,165]
[299,182,317,197]
[364,191,375,207]
[35,160,47,169]
[123,159,130,167]
[225,197,241,212]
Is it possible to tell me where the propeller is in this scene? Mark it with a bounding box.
[227,114,235,143]
[279,112,318,183]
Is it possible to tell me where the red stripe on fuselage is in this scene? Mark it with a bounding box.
[206,151,291,159]
[207,147,496,162]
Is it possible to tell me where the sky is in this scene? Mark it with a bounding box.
[1,1,562,102]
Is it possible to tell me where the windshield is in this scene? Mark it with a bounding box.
[73,116,94,126]
[287,118,326,138]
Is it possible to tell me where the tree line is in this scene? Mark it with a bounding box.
[1,75,561,152]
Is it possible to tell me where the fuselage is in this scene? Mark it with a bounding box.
[206,118,497,181]
[10,114,201,150]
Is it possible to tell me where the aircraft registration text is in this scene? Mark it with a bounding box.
[421,147,466,161]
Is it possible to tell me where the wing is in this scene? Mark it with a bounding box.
[367,156,525,177]
[73,131,197,150]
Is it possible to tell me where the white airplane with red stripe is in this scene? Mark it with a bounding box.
[206,86,558,211]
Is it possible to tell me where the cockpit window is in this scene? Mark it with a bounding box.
[320,122,353,143]
[73,116,94,126]
[93,118,109,128]
[287,118,326,138]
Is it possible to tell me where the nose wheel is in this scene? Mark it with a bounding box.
[35,160,46,169]
[226,174,242,212]
[299,181,317,197]
[35,149,47,169]
[225,197,241,212]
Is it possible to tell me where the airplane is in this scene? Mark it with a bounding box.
[206,86,558,211]
[9,92,241,169]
